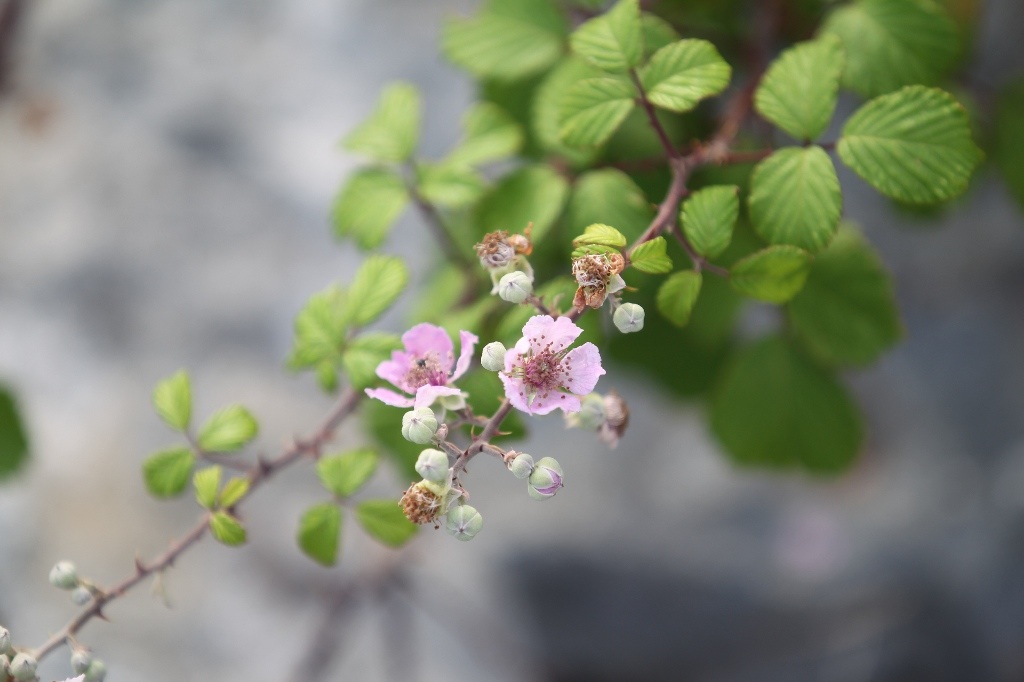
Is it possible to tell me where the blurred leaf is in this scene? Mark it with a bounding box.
[656,270,703,327]
[730,246,811,303]
[152,370,191,432]
[0,387,28,481]
[343,332,402,389]
[459,369,526,442]
[640,39,732,113]
[629,237,673,274]
[198,405,258,453]
[356,499,419,547]
[219,477,250,509]
[754,35,844,141]
[332,168,409,249]
[317,448,379,498]
[475,165,569,242]
[142,448,196,499]
[416,162,486,209]
[566,169,654,240]
[569,0,643,73]
[558,77,636,148]
[413,266,470,325]
[297,503,342,567]
[681,185,738,258]
[194,466,222,510]
[994,80,1024,209]
[209,511,247,547]
[343,83,421,162]
[640,13,679,58]
[532,57,604,165]
[345,255,409,327]
[447,102,524,166]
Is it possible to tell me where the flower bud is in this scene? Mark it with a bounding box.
[9,652,36,681]
[49,560,79,590]
[480,342,507,372]
[0,654,8,676]
[85,659,107,682]
[508,452,535,480]
[401,407,438,444]
[613,302,645,333]
[71,585,93,606]
[497,271,532,304]
[445,504,483,541]
[528,457,564,500]
[0,626,10,655]
[71,649,93,674]
[414,449,450,483]
[566,393,606,430]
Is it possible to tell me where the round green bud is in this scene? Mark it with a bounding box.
[0,654,9,676]
[71,649,93,674]
[9,652,36,681]
[613,302,644,334]
[414,448,450,483]
[445,504,483,541]
[508,452,535,480]
[569,393,606,431]
[49,560,79,590]
[528,457,564,500]
[401,407,438,444]
[497,271,532,304]
[0,626,11,655]
[480,342,507,372]
[71,585,93,606]
[85,658,107,682]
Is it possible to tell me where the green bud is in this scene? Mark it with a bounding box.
[0,626,10,655]
[445,504,483,541]
[497,271,532,304]
[9,652,36,681]
[567,393,606,430]
[528,457,564,500]
[71,585,93,606]
[0,654,8,676]
[612,302,644,333]
[414,448,450,483]
[508,452,534,480]
[85,658,107,682]
[49,560,79,590]
[480,341,507,372]
[401,407,438,444]
[71,649,93,674]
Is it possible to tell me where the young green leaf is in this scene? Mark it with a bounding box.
[754,35,844,141]
[287,285,347,371]
[194,466,222,510]
[566,169,653,239]
[639,39,732,113]
[315,359,341,394]
[317,448,379,498]
[821,0,958,98]
[142,448,196,498]
[681,185,738,259]
[558,77,636,148]
[748,147,841,252]
[475,165,569,243]
[332,168,409,250]
[574,223,627,249]
[209,511,247,547]
[0,386,29,480]
[729,246,812,303]
[710,337,862,473]
[533,57,603,165]
[356,499,418,547]
[837,86,983,204]
[656,271,703,327]
[343,83,421,162]
[569,0,643,73]
[152,370,192,432]
[218,477,250,509]
[629,237,673,274]
[198,405,258,453]
[297,503,342,567]
[446,102,524,166]
[345,255,409,327]
[994,81,1024,209]
[341,333,402,390]
[416,163,485,209]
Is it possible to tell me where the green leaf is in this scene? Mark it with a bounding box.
[569,0,643,73]
[218,477,250,509]
[993,80,1024,209]
[754,35,844,141]
[681,185,738,259]
[416,163,485,209]
[315,360,341,394]
[656,271,703,327]
[332,168,409,249]
[0,387,29,480]
[297,503,342,567]
[342,83,421,162]
[558,77,636,148]
[342,333,402,390]
[194,466,222,510]
[533,57,604,164]
[287,285,347,370]
[442,0,567,81]
[837,85,983,204]
[565,169,654,239]
[640,39,732,113]
[821,0,959,98]
[475,165,569,242]
[142,448,196,498]
[345,255,409,327]
[788,227,902,365]
[209,511,247,547]
[710,336,863,473]
[412,266,469,325]
[317,448,379,498]
[730,246,811,303]
[198,405,258,453]
[356,499,418,547]
[447,102,524,166]
[748,147,842,252]
[573,223,627,248]
[640,14,678,58]
[152,370,191,432]
[629,237,672,274]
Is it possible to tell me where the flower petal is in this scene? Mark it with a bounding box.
[499,371,534,414]
[365,387,415,408]
[522,315,582,353]
[376,352,412,390]
[451,330,479,381]
[402,323,454,369]
[561,343,605,395]
[529,390,581,415]
[414,385,463,410]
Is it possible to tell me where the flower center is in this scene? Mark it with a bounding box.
[404,352,447,390]
[522,348,565,392]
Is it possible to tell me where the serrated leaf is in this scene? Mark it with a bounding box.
[533,57,604,165]
[317,448,378,498]
[219,477,250,509]
[332,168,409,249]
[681,185,738,258]
[152,370,191,432]
[447,102,524,166]
[788,227,902,365]
[640,39,731,113]
[558,77,636,148]
[748,147,841,252]
[194,466,222,510]
[198,405,258,453]
[356,499,418,547]
[640,14,678,58]
[0,387,29,480]
[656,271,703,327]
[298,503,342,567]
[754,35,845,141]
[288,285,347,370]
[475,165,569,242]
[442,0,567,81]
[209,511,247,547]
[566,169,654,239]
[821,0,959,98]
[837,86,983,204]
[574,223,627,248]
[142,448,196,498]
[343,83,421,162]
[569,0,643,73]
[345,255,409,327]
[995,81,1024,209]
[629,237,672,274]
[730,246,811,303]
[416,163,485,209]
[711,336,863,473]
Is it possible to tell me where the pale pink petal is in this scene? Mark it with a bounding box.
[451,330,479,381]
[522,315,582,353]
[503,346,525,374]
[414,385,463,410]
[376,353,411,389]
[365,387,416,408]
[499,372,533,413]
[561,343,605,395]
[528,390,581,415]
[402,324,454,361]
[513,336,531,357]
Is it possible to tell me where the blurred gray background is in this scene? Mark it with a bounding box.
[1,0,1024,680]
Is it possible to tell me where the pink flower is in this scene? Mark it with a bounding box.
[365,323,478,409]
[500,315,605,415]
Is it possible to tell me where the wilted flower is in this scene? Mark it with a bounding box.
[598,391,630,448]
[572,252,625,309]
[400,480,446,527]
[475,227,532,270]
[366,323,477,410]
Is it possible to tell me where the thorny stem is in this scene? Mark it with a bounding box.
[451,399,514,476]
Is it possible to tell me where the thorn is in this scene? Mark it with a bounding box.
[134,556,146,575]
